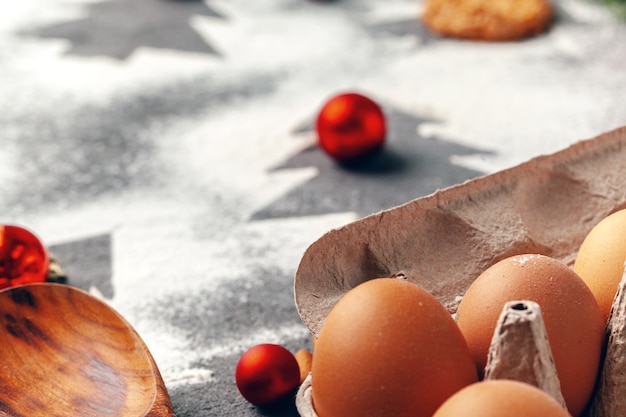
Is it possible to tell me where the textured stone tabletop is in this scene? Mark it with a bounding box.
[1,0,625,415]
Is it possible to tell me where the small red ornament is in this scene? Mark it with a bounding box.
[0,225,49,290]
[235,343,300,407]
[315,92,386,162]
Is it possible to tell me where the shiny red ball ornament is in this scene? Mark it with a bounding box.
[315,92,386,162]
[235,343,300,407]
[0,225,49,290]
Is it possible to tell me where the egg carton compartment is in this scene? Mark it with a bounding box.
[296,272,626,417]
[295,299,565,417]
[293,125,626,417]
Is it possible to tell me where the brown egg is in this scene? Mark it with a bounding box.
[294,349,313,384]
[456,254,605,417]
[433,380,573,417]
[574,208,626,322]
[311,277,478,417]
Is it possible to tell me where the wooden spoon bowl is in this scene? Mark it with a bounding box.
[0,283,174,416]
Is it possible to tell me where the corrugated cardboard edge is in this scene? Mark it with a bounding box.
[295,301,569,417]
[295,125,626,337]
[296,374,316,417]
[589,263,626,417]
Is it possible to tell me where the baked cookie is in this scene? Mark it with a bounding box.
[421,0,554,41]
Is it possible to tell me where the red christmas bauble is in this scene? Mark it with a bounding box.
[315,92,386,162]
[235,344,300,407]
[0,225,49,290]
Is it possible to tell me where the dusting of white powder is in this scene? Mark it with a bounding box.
[514,254,540,267]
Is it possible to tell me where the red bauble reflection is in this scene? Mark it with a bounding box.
[0,225,49,289]
[315,92,386,163]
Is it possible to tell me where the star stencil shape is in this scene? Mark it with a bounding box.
[22,0,225,59]
[49,234,114,299]
[253,105,494,220]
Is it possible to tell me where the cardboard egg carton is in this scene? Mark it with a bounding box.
[294,125,626,417]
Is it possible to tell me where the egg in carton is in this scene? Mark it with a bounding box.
[293,125,626,417]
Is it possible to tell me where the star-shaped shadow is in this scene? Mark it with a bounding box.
[49,234,114,299]
[253,105,494,220]
[20,0,225,59]
[364,17,439,46]
[308,0,440,46]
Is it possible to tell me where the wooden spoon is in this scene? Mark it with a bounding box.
[0,283,174,416]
